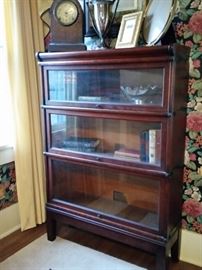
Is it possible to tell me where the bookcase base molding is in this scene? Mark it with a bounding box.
[46,204,181,270]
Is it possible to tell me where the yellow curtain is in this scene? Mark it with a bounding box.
[3,0,46,230]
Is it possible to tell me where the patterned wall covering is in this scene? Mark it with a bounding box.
[174,0,202,233]
[0,162,17,210]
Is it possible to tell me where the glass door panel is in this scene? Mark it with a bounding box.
[51,159,160,230]
[47,68,164,106]
[50,114,162,166]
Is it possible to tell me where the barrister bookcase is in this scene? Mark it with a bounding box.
[37,44,189,270]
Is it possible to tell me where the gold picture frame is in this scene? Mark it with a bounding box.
[115,11,143,49]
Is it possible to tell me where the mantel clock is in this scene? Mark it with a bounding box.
[48,0,86,51]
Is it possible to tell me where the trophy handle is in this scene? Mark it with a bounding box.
[86,2,100,38]
[104,0,120,38]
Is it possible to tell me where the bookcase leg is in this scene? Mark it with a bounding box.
[156,247,169,270]
[46,217,56,241]
[171,235,180,262]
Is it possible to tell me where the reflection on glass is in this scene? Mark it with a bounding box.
[52,160,160,229]
[50,114,162,166]
[48,71,77,101]
[48,68,164,106]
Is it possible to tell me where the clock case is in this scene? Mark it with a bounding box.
[48,0,86,52]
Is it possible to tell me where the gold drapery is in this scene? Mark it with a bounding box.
[3,0,46,230]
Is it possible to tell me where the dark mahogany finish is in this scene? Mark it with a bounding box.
[37,45,190,270]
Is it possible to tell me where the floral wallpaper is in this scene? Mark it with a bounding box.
[174,0,202,233]
[0,162,17,210]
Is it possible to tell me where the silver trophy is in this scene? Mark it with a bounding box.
[87,0,119,49]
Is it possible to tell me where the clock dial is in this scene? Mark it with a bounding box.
[55,1,78,26]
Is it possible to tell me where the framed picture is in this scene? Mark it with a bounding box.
[113,0,147,12]
[115,11,143,49]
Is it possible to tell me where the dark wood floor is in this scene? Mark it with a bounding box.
[0,223,200,270]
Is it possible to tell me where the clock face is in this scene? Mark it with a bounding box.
[55,0,79,26]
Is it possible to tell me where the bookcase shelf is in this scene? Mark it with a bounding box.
[37,45,189,270]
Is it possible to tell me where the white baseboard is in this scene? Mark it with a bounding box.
[0,203,21,239]
[180,229,202,267]
[0,224,21,239]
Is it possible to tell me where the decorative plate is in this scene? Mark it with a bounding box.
[142,0,177,45]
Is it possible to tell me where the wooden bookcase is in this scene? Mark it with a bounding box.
[37,45,189,270]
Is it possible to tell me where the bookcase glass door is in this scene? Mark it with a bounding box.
[47,68,164,106]
[50,114,162,166]
[51,159,160,230]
